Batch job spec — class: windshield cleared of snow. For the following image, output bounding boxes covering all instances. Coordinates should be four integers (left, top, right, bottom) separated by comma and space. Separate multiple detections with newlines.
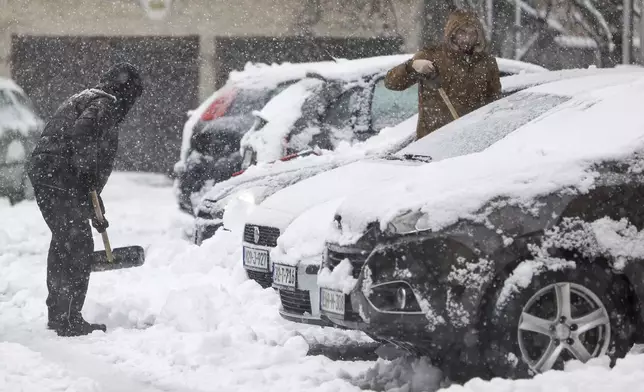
397, 92, 570, 161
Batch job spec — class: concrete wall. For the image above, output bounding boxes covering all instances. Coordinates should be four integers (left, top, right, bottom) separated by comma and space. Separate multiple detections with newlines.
0, 0, 420, 100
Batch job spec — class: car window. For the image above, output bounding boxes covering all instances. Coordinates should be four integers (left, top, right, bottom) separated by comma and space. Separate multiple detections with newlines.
371, 78, 418, 132
323, 88, 358, 130
226, 81, 296, 116
396, 92, 570, 161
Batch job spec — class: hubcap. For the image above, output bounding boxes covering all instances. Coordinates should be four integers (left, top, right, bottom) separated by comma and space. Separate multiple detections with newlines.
517, 282, 611, 373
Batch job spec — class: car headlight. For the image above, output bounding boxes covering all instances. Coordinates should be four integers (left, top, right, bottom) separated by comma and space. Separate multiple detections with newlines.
386, 210, 425, 235
368, 281, 422, 313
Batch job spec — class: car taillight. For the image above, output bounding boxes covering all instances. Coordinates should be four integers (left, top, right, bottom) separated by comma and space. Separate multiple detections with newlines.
201, 89, 237, 121
232, 170, 245, 177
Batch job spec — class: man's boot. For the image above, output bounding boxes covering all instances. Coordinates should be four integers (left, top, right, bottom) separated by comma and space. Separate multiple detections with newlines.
48, 293, 106, 337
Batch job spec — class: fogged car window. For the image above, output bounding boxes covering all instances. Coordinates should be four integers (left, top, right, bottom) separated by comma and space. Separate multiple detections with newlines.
397, 92, 570, 161
323, 88, 359, 130
371, 78, 418, 132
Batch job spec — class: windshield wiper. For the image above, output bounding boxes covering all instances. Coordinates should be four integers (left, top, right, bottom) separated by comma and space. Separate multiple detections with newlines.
383, 154, 433, 163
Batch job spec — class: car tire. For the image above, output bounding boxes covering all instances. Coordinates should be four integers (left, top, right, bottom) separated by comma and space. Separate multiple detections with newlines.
479, 260, 636, 380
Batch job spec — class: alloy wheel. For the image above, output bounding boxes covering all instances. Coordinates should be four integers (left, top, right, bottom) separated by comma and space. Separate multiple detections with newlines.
517, 282, 611, 373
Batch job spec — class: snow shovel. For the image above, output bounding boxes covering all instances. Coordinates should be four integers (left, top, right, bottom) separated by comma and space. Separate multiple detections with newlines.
89, 190, 145, 272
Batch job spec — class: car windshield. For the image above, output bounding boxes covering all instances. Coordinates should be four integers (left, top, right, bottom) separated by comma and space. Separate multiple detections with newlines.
371, 78, 418, 132
395, 92, 570, 161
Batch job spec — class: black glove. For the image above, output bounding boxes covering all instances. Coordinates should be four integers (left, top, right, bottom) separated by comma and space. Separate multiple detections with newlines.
92, 215, 109, 233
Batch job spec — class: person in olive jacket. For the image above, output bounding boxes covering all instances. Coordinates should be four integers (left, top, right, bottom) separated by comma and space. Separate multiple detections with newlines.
27, 63, 143, 336
385, 9, 502, 140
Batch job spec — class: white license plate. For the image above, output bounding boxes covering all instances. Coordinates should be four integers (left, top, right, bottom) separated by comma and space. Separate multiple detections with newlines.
243, 247, 269, 271
272, 264, 297, 289
320, 288, 345, 316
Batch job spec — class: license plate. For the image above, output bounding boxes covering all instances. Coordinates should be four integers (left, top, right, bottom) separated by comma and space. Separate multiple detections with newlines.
243, 247, 269, 271
320, 288, 345, 316
272, 264, 297, 289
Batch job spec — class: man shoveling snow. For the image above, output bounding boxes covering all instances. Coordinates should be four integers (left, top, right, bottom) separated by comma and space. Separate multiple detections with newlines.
26, 63, 143, 337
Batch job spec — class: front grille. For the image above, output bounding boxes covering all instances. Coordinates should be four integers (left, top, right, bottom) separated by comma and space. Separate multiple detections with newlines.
280, 289, 312, 315
243, 224, 280, 247
327, 248, 370, 279
247, 270, 273, 289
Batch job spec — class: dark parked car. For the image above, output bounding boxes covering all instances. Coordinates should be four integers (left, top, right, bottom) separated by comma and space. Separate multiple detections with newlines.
320, 69, 644, 381
174, 80, 301, 215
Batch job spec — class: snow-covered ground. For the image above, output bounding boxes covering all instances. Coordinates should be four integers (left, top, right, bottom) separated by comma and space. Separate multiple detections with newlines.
2, 172, 644, 392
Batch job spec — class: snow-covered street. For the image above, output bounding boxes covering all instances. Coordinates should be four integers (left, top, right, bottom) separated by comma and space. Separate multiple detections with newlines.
3, 172, 644, 392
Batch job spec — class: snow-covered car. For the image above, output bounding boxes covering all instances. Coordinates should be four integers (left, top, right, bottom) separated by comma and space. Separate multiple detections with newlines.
238, 54, 422, 171
172, 61, 330, 214
0, 78, 43, 204
243, 66, 635, 327
319, 69, 644, 380
194, 58, 549, 244
239, 56, 547, 170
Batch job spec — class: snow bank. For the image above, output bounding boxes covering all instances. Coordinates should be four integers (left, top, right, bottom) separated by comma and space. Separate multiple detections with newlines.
334, 73, 644, 245
347, 356, 445, 392
0, 173, 373, 391
0, 342, 100, 392
272, 198, 344, 267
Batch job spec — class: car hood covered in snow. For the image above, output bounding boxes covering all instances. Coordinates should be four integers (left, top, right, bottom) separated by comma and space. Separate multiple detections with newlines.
197, 114, 418, 212
331, 70, 644, 245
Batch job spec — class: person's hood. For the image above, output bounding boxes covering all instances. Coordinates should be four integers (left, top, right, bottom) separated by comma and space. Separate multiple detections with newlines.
443, 9, 487, 54
96, 62, 144, 114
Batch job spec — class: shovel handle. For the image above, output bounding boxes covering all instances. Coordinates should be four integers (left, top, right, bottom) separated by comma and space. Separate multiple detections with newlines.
90, 190, 114, 263
438, 88, 460, 120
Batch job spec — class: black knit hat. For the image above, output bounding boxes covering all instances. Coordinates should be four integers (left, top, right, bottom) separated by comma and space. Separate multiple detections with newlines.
99, 62, 144, 106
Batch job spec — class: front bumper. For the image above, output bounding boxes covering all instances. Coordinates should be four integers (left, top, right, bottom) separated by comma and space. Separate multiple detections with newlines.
274, 258, 336, 327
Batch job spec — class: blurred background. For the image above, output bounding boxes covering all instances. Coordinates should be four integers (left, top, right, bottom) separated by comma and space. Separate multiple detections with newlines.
0, 0, 641, 175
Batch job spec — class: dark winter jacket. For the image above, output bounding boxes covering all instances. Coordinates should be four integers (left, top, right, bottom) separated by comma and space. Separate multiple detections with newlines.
384, 9, 501, 140
28, 63, 143, 206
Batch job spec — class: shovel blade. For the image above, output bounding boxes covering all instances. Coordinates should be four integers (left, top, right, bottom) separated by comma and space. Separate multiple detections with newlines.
91, 246, 145, 272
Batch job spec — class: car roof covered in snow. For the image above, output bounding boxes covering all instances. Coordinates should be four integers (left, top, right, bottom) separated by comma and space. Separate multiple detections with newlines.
332, 69, 644, 244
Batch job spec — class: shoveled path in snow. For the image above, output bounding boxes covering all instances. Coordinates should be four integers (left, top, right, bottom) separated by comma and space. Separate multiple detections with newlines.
3, 172, 644, 392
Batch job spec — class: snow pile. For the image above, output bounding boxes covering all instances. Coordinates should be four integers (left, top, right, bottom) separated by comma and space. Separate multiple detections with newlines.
318, 259, 358, 294
272, 199, 344, 267
0, 173, 375, 391
334, 72, 644, 245
347, 356, 446, 392
0, 342, 100, 392
240, 78, 323, 164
